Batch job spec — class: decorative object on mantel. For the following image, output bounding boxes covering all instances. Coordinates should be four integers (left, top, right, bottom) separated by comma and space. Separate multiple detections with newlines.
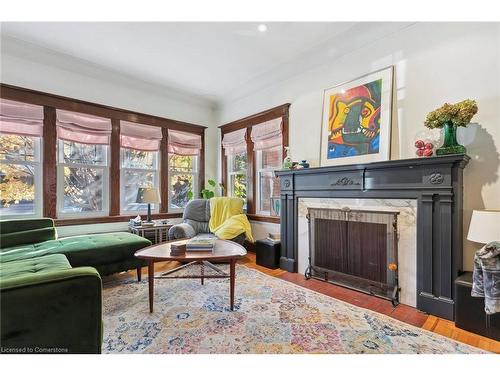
424, 99, 478, 155
282, 146, 293, 169
320, 66, 393, 167
414, 139, 434, 157
467, 209, 500, 314
299, 159, 310, 168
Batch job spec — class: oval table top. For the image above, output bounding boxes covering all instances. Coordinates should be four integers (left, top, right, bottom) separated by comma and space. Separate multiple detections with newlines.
134, 239, 247, 262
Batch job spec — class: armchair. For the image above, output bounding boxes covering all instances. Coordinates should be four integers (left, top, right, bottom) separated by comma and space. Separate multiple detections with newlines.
168, 199, 246, 245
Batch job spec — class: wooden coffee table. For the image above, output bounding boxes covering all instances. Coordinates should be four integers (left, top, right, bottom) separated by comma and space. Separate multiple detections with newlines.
134, 239, 247, 313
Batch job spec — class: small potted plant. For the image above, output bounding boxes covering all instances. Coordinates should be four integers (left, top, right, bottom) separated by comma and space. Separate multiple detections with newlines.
424, 99, 478, 155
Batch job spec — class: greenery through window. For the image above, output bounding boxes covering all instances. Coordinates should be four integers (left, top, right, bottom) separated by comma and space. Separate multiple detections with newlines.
169, 154, 198, 209
0, 135, 41, 216
228, 152, 247, 201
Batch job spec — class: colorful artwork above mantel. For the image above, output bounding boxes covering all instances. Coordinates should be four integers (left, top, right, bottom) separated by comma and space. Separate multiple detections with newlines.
320, 66, 394, 166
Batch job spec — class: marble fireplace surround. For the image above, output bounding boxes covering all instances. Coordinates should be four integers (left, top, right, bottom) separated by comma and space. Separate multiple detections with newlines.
275, 155, 469, 320
298, 198, 417, 307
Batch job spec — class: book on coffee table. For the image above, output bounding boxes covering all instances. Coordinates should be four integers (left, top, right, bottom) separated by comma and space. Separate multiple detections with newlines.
186, 237, 215, 251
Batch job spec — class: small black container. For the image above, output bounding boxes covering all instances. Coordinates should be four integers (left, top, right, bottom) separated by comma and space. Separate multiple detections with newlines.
455, 272, 500, 341
256, 239, 281, 269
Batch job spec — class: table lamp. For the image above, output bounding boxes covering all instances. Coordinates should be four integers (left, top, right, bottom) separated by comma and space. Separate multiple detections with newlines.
136, 187, 161, 222
467, 209, 500, 244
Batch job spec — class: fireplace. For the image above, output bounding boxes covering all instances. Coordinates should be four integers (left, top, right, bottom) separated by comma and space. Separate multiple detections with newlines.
275, 154, 469, 320
306, 207, 400, 305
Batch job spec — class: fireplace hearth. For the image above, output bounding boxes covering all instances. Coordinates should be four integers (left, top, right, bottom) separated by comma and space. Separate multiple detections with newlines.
306, 207, 400, 306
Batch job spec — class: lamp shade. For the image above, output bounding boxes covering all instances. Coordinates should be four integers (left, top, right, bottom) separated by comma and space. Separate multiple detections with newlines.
136, 187, 161, 204
467, 210, 500, 244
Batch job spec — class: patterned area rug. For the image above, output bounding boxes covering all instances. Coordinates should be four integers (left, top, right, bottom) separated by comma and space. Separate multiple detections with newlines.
102, 264, 484, 354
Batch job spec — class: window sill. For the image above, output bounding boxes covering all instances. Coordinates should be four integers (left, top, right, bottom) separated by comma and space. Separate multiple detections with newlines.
246, 214, 280, 224
54, 212, 182, 226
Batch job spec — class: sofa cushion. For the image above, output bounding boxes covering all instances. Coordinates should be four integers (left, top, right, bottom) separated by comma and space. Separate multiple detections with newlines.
0, 254, 71, 281
0, 218, 57, 248
0, 232, 151, 267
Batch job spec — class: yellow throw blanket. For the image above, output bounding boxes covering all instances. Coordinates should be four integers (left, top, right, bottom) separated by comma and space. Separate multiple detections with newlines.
209, 197, 254, 243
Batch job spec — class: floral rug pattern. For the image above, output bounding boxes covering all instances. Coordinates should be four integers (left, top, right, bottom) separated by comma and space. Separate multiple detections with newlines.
102, 264, 484, 354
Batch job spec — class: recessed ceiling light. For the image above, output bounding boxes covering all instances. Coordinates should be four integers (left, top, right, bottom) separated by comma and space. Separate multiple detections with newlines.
257, 24, 268, 32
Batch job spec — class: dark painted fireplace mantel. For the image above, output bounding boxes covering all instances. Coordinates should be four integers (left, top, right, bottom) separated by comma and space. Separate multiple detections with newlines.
275, 154, 470, 320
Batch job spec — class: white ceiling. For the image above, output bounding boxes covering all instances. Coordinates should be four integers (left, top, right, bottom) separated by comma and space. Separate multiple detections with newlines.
0, 22, 412, 105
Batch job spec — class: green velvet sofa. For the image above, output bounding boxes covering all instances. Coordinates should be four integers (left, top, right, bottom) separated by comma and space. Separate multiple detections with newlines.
0, 218, 152, 354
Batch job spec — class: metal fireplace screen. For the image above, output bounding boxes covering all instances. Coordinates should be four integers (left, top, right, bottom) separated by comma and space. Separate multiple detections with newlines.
305, 207, 400, 305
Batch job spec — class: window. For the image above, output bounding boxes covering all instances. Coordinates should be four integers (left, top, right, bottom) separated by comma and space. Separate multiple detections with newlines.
0, 135, 42, 217
0, 99, 44, 217
255, 146, 281, 214
220, 104, 289, 221
1, 86, 206, 223
56, 110, 111, 217
121, 149, 159, 213
168, 130, 202, 210
57, 140, 109, 215
227, 152, 247, 200
119, 120, 162, 213
169, 154, 198, 209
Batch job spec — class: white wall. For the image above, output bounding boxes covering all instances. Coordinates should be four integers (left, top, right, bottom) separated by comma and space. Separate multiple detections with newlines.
1, 35, 219, 235
217, 23, 500, 271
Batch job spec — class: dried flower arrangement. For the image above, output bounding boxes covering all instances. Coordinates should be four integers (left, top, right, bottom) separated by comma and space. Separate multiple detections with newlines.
424, 99, 478, 129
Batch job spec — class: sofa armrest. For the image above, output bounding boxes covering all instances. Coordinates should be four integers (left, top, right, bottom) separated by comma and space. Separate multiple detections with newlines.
1, 267, 102, 354
168, 223, 197, 240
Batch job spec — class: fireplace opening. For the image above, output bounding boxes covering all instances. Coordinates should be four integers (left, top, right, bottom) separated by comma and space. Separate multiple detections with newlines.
305, 207, 400, 305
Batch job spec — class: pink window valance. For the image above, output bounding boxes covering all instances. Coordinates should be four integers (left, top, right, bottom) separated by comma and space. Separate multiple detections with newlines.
168, 129, 202, 156
222, 128, 247, 156
251, 117, 283, 151
56, 109, 112, 145
120, 121, 163, 151
0, 98, 44, 137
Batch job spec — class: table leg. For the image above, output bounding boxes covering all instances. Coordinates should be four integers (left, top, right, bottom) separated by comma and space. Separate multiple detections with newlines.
230, 259, 235, 311
148, 260, 154, 313
201, 261, 204, 285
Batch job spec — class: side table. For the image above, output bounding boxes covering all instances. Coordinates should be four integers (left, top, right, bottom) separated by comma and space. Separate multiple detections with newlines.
129, 223, 172, 244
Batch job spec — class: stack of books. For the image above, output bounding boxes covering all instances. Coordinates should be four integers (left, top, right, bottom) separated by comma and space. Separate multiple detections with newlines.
170, 243, 186, 256
266, 232, 280, 243
186, 237, 216, 252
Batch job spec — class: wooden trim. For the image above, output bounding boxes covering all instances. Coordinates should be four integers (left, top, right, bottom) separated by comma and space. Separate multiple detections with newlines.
247, 214, 280, 224
54, 212, 182, 226
0, 84, 206, 134
245, 127, 255, 214
42, 106, 57, 218
219, 103, 290, 134
198, 128, 206, 195
221, 131, 228, 196
160, 127, 169, 213
109, 119, 121, 216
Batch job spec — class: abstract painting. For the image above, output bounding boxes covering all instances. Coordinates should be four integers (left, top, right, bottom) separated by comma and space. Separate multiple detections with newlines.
320, 67, 393, 166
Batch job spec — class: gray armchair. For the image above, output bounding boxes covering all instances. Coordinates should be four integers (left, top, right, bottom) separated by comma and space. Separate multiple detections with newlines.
168, 199, 246, 245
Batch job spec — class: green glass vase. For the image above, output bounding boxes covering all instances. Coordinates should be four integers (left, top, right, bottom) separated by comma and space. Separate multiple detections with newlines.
436, 122, 466, 155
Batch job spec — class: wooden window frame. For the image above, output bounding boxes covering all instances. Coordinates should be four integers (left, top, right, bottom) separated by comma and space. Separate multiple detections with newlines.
0, 84, 206, 226
219, 103, 290, 224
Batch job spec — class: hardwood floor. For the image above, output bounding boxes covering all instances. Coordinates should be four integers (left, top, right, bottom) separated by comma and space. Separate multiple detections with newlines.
109, 252, 499, 353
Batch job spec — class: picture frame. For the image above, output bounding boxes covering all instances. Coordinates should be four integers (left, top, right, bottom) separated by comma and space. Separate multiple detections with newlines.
319, 66, 394, 166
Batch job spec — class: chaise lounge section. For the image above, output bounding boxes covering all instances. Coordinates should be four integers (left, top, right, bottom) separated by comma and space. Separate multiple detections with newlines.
0, 218, 152, 353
